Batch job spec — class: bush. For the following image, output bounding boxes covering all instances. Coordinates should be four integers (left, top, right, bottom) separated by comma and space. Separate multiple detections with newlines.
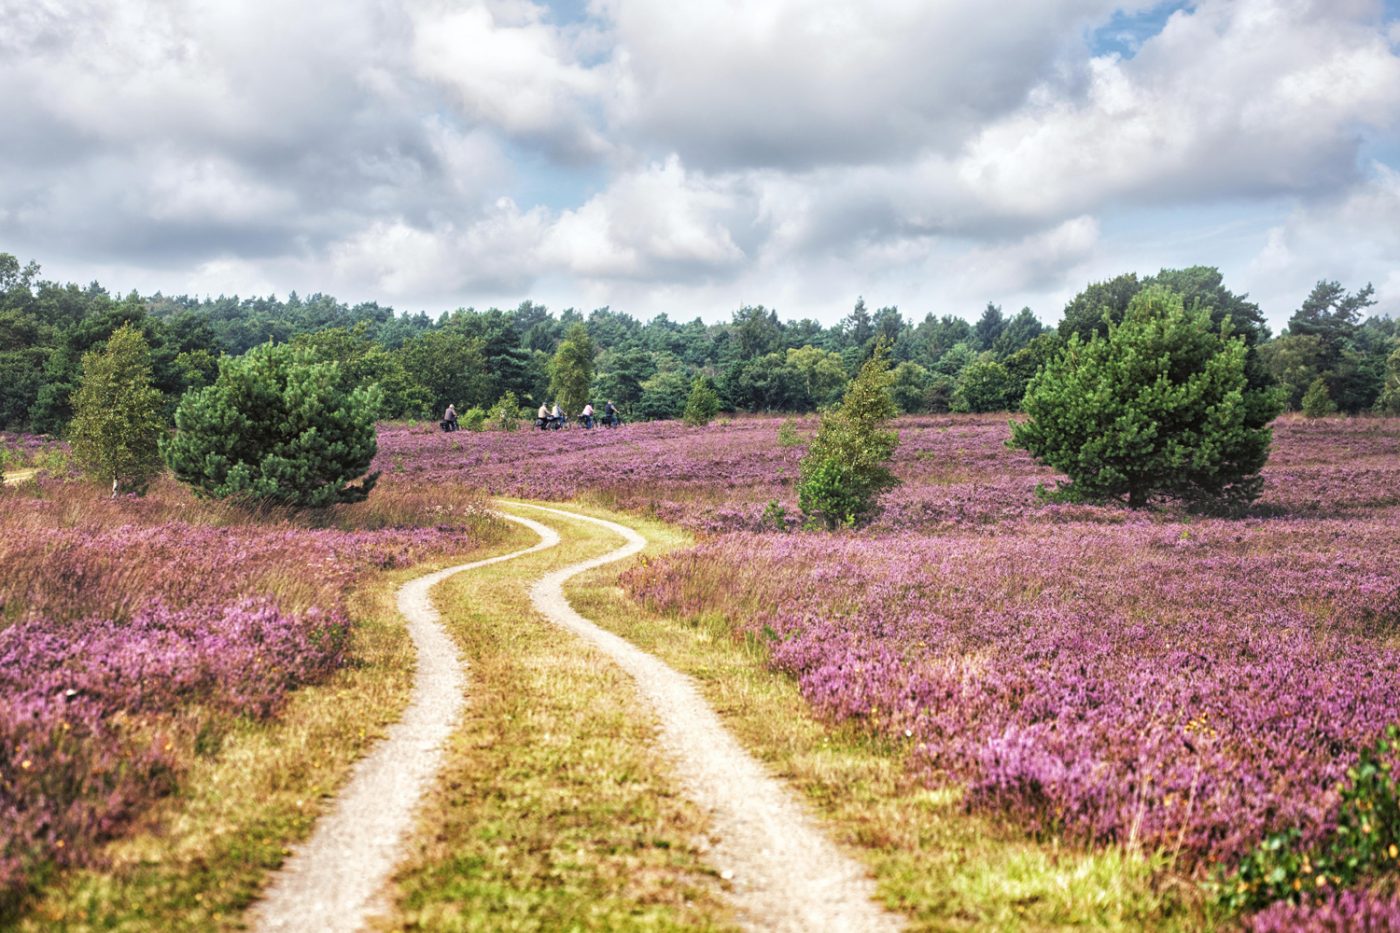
1216, 724, 1400, 915
797, 342, 900, 529
951, 356, 1019, 413
1301, 377, 1338, 418
69, 324, 166, 496
459, 407, 488, 431
163, 343, 381, 507
776, 419, 802, 447
486, 391, 520, 431
683, 375, 721, 426
1011, 286, 1283, 511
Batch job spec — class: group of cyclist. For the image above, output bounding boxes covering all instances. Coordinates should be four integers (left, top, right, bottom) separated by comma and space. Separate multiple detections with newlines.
439, 400, 621, 432
534, 400, 620, 430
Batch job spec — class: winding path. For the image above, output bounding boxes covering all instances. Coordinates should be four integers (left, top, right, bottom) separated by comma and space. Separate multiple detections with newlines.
1, 467, 38, 485
516, 503, 899, 933
250, 514, 559, 933
252, 502, 897, 932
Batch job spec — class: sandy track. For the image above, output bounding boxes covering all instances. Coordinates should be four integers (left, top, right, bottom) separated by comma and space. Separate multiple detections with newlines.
249, 513, 559, 933
515, 502, 900, 933
1, 468, 38, 485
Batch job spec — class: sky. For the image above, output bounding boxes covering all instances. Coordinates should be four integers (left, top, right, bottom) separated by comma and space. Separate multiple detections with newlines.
2, 0, 1399, 332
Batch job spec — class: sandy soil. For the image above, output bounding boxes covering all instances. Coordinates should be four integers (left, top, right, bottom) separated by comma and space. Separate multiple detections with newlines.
248, 515, 560, 933
516, 502, 900, 933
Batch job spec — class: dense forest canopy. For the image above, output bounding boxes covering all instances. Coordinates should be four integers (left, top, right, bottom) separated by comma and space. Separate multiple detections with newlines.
1, 251, 1396, 435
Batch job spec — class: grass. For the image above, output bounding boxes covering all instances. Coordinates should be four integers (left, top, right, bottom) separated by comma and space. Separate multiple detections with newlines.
555, 502, 1209, 931
14, 526, 537, 931
383, 505, 733, 931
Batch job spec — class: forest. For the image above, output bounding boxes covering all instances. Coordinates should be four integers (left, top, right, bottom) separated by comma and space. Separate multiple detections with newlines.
1, 251, 1397, 436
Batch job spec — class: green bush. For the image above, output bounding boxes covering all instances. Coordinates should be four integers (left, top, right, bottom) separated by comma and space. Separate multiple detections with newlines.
777, 419, 802, 447
487, 391, 520, 431
1301, 377, 1338, 418
1011, 286, 1283, 512
683, 375, 721, 426
69, 324, 166, 496
460, 407, 488, 431
163, 342, 380, 507
951, 356, 1019, 412
1216, 724, 1400, 914
797, 342, 900, 529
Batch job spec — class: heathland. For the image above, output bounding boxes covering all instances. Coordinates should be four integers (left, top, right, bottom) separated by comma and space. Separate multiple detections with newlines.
3, 412, 1399, 928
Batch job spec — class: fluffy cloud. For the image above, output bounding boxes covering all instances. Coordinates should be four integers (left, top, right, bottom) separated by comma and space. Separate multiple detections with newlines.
542, 157, 748, 280
2, 0, 1398, 324
1246, 161, 1400, 320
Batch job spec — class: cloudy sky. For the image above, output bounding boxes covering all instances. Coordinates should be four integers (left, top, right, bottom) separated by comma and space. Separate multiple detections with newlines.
3, 0, 1398, 331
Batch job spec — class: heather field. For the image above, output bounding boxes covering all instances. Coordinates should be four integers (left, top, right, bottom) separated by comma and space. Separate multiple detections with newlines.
0, 471, 503, 916
379, 413, 1400, 923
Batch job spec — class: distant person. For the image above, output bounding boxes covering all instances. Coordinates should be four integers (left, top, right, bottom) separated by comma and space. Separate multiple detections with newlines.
551, 401, 562, 427
581, 402, 594, 428
537, 402, 550, 430
603, 400, 619, 427
441, 403, 458, 432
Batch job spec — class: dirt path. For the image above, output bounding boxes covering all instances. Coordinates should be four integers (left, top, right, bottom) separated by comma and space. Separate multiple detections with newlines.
514, 502, 900, 933
249, 514, 560, 933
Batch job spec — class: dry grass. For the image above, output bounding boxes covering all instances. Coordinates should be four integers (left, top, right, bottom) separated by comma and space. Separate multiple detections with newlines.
383, 505, 734, 931
559, 503, 1206, 931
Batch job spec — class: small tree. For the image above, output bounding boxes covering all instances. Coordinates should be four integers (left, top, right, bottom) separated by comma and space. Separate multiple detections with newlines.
1377, 346, 1400, 415
487, 391, 520, 430
1012, 286, 1283, 511
682, 374, 722, 426
1300, 377, 1337, 418
69, 323, 166, 496
549, 323, 596, 417
797, 341, 900, 529
951, 356, 1019, 412
163, 342, 381, 507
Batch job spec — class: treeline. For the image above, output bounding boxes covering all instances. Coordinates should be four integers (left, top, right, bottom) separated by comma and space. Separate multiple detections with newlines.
2, 252, 1396, 434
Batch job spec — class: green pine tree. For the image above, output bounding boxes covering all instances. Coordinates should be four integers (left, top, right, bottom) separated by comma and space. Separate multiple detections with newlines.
162, 342, 381, 507
1012, 286, 1284, 511
1300, 376, 1337, 418
797, 340, 900, 529
682, 374, 721, 426
69, 323, 167, 496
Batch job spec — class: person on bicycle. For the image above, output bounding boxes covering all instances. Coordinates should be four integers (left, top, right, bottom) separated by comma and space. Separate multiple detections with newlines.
581, 402, 594, 428
442, 403, 458, 432
537, 402, 550, 429
604, 400, 619, 426
551, 401, 563, 428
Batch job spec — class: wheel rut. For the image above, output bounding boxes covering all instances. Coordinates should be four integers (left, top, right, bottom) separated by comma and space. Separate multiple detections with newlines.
514, 502, 899, 933
249, 515, 559, 933
251, 502, 897, 932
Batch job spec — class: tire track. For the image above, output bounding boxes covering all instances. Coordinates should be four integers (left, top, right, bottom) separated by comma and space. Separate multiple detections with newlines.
250, 513, 559, 933
512, 502, 900, 933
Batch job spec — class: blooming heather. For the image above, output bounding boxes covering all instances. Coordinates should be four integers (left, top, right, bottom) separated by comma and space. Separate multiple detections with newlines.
0, 473, 499, 908
381, 413, 1400, 889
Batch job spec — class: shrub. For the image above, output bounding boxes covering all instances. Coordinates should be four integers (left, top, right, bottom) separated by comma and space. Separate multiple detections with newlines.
1301, 377, 1338, 418
682, 375, 721, 427
951, 356, 1019, 412
1011, 286, 1283, 511
163, 342, 381, 507
486, 391, 520, 431
1216, 724, 1400, 916
69, 324, 166, 496
797, 342, 899, 529
460, 407, 488, 431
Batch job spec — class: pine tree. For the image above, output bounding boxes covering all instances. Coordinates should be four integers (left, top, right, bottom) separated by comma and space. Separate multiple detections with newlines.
69, 323, 166, 496
162, 342, 381, 507
682, 374, 721, 426
1012, 286, 1283, 511
797, 341, 900, 529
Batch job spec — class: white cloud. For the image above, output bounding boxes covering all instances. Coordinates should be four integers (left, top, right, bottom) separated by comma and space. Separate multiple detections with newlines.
542, 156, 748, 280
408, 0, 608, 159
1245, 162, 1400, 320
